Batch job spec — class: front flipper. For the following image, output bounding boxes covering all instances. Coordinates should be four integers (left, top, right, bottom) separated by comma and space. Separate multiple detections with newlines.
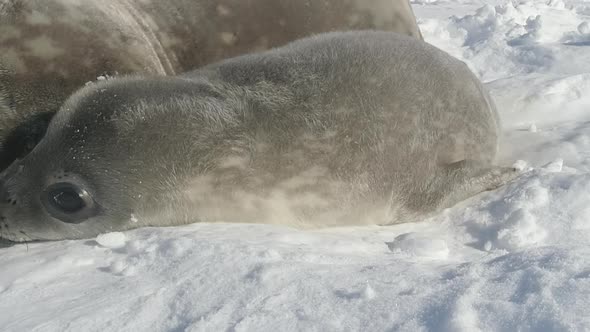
436, 160, 521, 209
406, 160, 521, 213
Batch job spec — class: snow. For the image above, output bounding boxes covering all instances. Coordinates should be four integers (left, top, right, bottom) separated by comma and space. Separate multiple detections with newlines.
1, 0, 590, 330
95, 232, 128, 249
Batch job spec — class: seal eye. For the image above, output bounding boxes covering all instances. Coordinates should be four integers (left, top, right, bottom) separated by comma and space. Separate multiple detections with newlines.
51, 187, 85, 212
41, 182, 96, 224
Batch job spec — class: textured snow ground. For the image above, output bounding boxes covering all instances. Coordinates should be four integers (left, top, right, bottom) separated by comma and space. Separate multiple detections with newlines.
1, 0, 590, 331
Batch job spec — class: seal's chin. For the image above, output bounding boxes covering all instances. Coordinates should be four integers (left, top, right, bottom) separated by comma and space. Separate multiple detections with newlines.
0, 233, 55, 245
0, 239, 56, 247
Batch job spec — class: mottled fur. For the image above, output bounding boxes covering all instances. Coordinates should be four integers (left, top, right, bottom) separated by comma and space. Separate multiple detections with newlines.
0, 0, 422, 171
0, 32, 517, 242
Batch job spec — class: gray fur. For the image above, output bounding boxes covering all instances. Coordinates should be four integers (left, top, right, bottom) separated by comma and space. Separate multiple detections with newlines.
0, 0, 422, 171
0, 31, 517, 242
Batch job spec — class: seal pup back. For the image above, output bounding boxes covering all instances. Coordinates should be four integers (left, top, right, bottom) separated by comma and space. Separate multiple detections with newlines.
0, 0, 423, 171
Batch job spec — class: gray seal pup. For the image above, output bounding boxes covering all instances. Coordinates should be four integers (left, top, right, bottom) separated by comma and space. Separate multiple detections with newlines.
0, 31, 517, 242
0, 0, 423, 171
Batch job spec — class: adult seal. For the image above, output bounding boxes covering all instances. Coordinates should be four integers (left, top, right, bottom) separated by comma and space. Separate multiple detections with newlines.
0, 0, 423, 171
0, 31, 517, 242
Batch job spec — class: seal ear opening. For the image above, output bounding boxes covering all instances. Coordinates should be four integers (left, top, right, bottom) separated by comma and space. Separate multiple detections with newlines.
41, 182, 99, 224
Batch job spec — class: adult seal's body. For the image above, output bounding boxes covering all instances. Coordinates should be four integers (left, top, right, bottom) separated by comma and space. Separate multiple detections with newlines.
0, 0, 423, 171
0, 31, 517, 242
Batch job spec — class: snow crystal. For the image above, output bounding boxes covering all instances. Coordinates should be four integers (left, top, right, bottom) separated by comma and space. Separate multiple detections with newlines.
528, 123, 537, 132
95, 232, 127, 249
361, 283, 377, 300
512, 159, 529, 171
496, 208, 547, 250
578, 21, 590, 34
543, 158, 564, 172
387, 232, 450, 259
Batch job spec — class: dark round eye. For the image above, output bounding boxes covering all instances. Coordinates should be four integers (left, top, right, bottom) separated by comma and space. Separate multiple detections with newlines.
41, 182, 97, 224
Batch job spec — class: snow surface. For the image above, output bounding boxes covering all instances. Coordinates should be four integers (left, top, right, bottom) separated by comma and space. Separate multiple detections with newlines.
2, 0, 590, 331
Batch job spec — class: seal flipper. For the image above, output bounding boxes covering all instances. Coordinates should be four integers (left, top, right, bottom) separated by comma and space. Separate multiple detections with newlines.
434, 160, 521, 209
404, 160, 520, 216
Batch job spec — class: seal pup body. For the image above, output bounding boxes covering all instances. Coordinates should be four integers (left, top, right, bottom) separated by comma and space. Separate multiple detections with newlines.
0, 31, 516, 242
0, 0, 423, 171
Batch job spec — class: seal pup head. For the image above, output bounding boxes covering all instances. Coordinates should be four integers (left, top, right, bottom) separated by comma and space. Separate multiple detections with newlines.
0, 77, 233, 242
0, 70, 393, 243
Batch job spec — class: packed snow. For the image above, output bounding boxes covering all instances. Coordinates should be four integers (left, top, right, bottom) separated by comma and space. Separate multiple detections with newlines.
1, 0, 590, 330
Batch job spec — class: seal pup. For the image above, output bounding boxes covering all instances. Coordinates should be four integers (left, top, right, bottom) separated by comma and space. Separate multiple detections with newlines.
0, 0, 423, 171
0, 31, 517, 242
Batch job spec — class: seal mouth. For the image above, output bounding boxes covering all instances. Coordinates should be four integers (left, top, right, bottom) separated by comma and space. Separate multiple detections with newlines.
0, 230, 54, 246
0, 237, 54, 248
